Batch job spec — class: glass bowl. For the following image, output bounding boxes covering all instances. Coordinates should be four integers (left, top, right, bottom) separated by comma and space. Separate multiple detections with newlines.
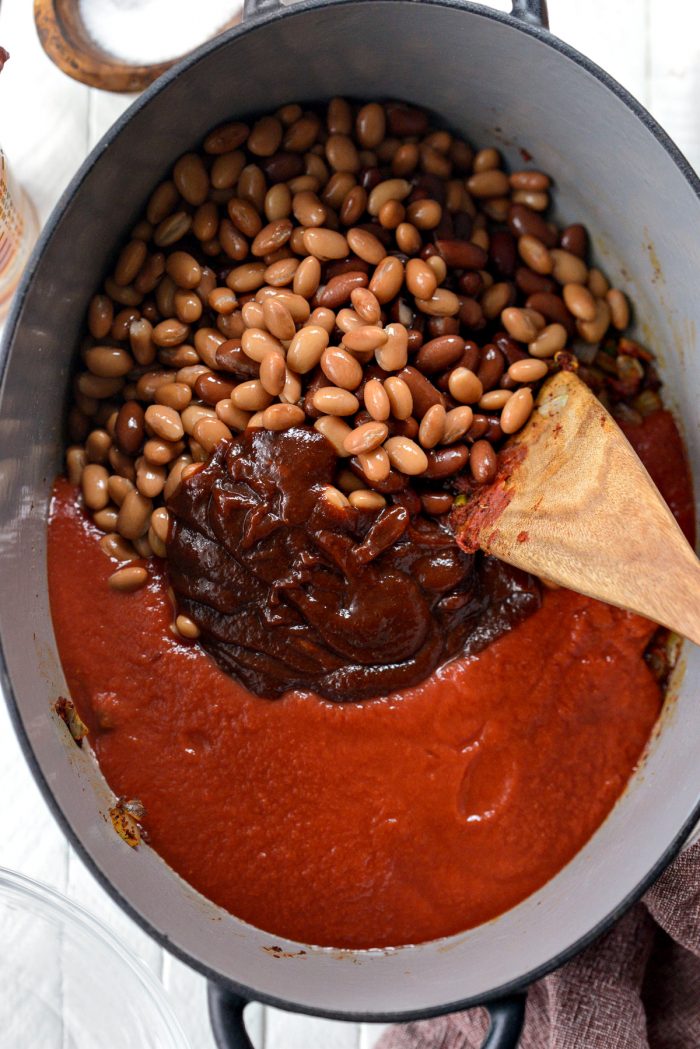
0, 867, 190, 1049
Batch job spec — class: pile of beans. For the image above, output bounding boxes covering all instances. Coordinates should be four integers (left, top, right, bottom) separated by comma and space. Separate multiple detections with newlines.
65, 97, 661, 599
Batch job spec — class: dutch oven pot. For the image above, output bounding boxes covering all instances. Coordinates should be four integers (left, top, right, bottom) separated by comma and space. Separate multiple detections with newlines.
1, 1, 700, 1047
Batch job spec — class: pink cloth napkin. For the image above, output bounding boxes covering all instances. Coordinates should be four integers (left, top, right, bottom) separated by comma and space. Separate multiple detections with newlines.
378, 840, 700, 1049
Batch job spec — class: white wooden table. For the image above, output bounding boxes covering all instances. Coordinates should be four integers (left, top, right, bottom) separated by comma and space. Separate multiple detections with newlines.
1, 1, 699, 1045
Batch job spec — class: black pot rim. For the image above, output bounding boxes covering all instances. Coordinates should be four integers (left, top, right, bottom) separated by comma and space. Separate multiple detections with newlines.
1, 0, 699, 1025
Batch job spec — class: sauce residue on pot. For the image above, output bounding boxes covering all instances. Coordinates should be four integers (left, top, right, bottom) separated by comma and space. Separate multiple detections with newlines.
166, 428, 540, 701
47, 408, 692, 947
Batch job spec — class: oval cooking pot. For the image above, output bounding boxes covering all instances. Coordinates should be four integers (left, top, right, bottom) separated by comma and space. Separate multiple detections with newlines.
1, 1, 699, 1047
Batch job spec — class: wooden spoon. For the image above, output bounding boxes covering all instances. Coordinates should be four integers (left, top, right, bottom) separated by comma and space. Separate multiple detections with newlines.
454, 369, 700, 645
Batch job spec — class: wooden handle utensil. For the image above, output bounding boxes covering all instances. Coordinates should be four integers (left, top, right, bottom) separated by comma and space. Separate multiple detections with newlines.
455, 370, 700, 645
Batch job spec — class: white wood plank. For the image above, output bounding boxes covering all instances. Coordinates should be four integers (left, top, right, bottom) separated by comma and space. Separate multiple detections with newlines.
265, 1008, 361, 1049
649, 0, 700, 173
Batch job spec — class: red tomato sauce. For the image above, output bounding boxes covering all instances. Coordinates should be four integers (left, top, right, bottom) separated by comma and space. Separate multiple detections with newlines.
47, 410, 693, 948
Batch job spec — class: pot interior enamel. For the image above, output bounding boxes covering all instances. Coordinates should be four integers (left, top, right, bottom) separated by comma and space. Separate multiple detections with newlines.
1, 0, 699, 1019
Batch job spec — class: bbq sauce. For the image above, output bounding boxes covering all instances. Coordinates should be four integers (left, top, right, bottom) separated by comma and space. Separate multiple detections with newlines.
166, 427, 540, 701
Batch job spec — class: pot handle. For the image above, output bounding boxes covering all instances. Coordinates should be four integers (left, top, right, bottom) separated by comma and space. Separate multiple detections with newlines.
243, 0, 549, 30
208, 983, 526, 1048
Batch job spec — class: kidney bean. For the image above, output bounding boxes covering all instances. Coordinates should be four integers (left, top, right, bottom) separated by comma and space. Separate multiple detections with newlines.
514, 266, 557, 296
493, 333, 528, 366
386, 103, 429, 137
508, 203, 557, 247
434, 239, 487, 269
215, 340, 260, 379
115, 402, 145, 455
415, 335, 465, 374
318, 271, 368, 309
560, 223, 589, 259
470, 440, 498, 483
466, 414, 490, 441
525, 292, 576, 338
398, 366, 445, 418
476, 345, 505, 392
260, 152, 304, 183
195, 373, 237, 405
427, 316, 460, 338
486, 230, 516, 278
423, 444, 469, 479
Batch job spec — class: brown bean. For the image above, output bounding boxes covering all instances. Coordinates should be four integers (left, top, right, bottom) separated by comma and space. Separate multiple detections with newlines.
193, 417, 233, 453
321, 346, 363, 390
528, 322, 567, 358
518, 235, 552, 275
510, 170, 550, 191
314, 415, 353, 455
501, 307, 545, 343
287, 325, 329, 373
577, 298, 611, 343
144, 438, 183, 465
418, 404, 446, 449
344, 421, 389, 455
66, 446, 87, 486
293, 190, 327, 227
368, 256, 404, 304
204, 121, 249, 154
512, 189, 549, 211
293, 256, 322, 298
251, 218, 293, 257
88, 295, 114, 340
85, 429, 111, 463
265, 257, 299, 288
467, 170, 510, 198
384, 436, 428, 475
107, 475, 134, 506
363, 378, 391, 421
442, 406, 474, 445
117, 490, 152, 540
93, 507, 119, 532
357, 446, 392, 483
405, 258, 438, 299
348, 488, 386, 511
231, 379, 274, 412
588, 268, 610, 298
406, 199, 442, 230
108, 565, 148, 592
415, 288, 460, 317
226, 263, 267, 293
449, 366, 483, 404
384, 376, 414, 420
469, 440, 497, 483
563, 282, 597, 322
415, 335, 465, 374
346, 228, 387, 265
479, 389, 512, 411
607, 288, 630, 330
356, 103, 386, 148
173, 153, 209, 206
84, 346, 133, 378
258, 404, 303, 431
321, 485, 351, 510
135, 458, 166, 498
312, 387, 359, 416
421, 492, 454, 515
81, 464, 109, 510
368, 178, 412, 216
144, 404, 184, 441
326, 133, 359, 173
350, 287, 381, 324
550, 248, 588, 285
216, 400, 252, 431
480, 281, 514, 320
508, 358, 548, 383
247, 115, 282, 157
152, 319, 189, 347
372, 323, 406, 373
114, 239, 147, 288
303, 227, 349, 261
343, 325, 388, 353
395, 222, 422, 256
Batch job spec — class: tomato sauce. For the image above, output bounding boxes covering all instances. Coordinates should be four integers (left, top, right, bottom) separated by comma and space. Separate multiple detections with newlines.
46, 410, 693, 948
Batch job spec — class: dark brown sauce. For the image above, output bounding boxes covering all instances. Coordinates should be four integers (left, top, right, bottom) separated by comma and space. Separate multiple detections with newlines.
166, 427, 540, 701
